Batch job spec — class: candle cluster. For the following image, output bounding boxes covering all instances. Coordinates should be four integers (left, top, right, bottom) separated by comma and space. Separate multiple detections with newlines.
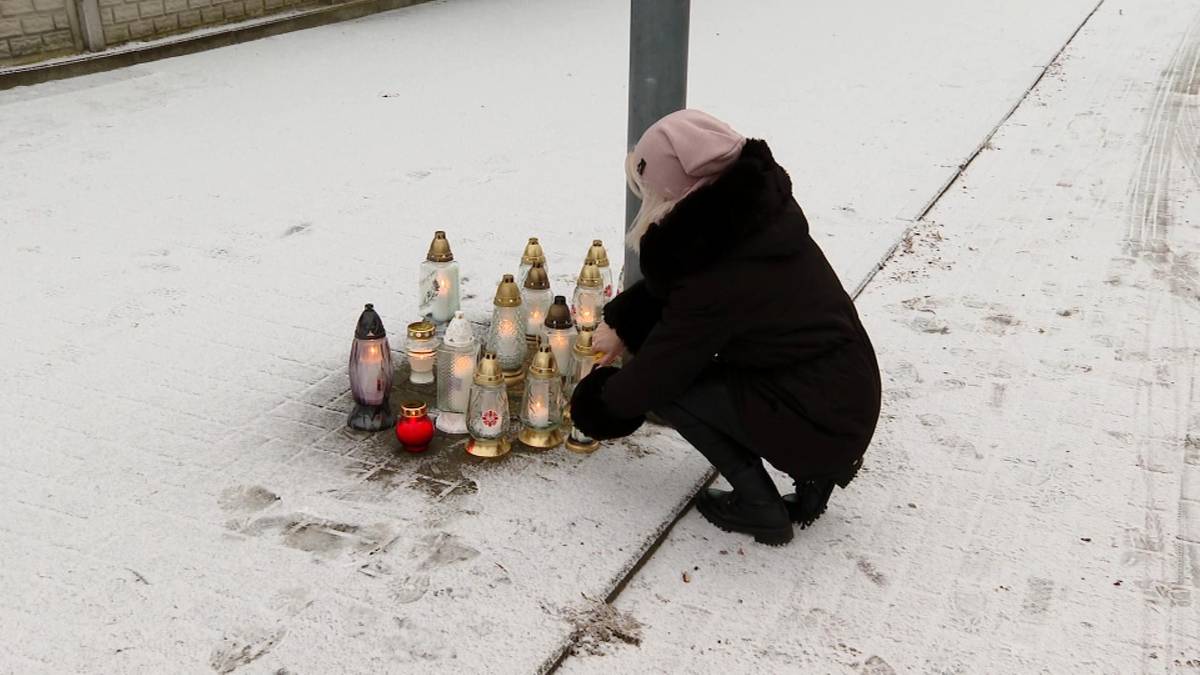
345, 232, 612, 456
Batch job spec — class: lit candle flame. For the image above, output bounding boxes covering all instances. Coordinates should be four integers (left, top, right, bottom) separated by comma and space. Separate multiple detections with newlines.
447, 353, 475, 410
453, 354, 475, 377
527, 396, 549, 427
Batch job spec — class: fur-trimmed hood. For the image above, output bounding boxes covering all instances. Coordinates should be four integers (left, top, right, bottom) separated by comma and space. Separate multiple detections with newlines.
638, 139, 806, 289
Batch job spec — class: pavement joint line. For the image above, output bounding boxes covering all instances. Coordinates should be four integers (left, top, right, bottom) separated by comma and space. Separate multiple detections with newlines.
545, 1, 1112, 672
849, 0, 1107, 301
539, 467, 718, 675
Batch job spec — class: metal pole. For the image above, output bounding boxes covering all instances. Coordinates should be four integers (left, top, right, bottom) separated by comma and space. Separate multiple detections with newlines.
624, 0, 689, 287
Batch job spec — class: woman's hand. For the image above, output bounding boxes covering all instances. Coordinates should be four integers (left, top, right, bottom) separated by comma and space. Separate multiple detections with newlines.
593, 321, 626, 366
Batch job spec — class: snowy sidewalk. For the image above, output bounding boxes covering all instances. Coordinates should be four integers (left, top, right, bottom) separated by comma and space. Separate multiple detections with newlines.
0, 0, 1110, 672
563, 0, 1200, 672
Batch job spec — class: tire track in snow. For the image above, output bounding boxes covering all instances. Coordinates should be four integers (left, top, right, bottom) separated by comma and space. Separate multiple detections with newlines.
1123, 7, 1200, 669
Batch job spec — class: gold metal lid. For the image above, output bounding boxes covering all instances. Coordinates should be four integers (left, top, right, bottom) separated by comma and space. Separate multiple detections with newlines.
493, 274, 522, 307
426, 231, 454, 263
400, 401, 428, 418
585, 240, 609, 268
572, 328, 595, 355
544, 296, 573, 329
523, 262, 550, 290
474, 352, 505, 386
528, 344, 558, 377
520, 237, 546, 265
407, 320, 435, 340
577, 263, 603, 289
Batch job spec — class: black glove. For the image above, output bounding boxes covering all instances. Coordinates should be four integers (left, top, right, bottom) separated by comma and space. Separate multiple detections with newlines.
569, 367, 645, 440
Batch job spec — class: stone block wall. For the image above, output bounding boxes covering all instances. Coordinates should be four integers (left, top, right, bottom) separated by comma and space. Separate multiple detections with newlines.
1, 0, 315, 66
0, 0, 76, 62
96, 0, 312, 47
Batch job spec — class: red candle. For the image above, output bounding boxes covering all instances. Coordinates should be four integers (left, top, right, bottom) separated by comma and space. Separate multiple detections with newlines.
395, 401, 435, 453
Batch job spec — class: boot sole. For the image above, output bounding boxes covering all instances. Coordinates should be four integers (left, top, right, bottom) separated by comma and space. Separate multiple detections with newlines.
784, 458, 863, 528
783, 497, 825, 529
696, 497, 794, 546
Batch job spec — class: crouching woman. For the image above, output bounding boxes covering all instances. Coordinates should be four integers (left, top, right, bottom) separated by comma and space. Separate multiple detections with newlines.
571, 110, 881, 546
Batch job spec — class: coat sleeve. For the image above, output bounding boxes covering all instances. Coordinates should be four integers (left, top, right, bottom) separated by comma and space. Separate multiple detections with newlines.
601, 280, 662, 354
599, 284, 733, 419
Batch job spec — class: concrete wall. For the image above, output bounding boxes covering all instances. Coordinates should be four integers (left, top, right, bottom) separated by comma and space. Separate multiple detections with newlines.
1, 0, 315, 65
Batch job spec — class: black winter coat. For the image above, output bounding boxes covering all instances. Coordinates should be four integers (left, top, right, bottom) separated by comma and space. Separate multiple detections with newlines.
570, 139, 881, 481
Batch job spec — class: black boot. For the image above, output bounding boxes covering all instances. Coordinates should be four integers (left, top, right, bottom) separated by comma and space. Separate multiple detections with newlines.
782, 457, 862, 528
696, 463, 793, 546
652, 379, 791, 544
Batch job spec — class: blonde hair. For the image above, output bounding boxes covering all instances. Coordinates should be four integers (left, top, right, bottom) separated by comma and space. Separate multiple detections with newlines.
625, 152, 680, 253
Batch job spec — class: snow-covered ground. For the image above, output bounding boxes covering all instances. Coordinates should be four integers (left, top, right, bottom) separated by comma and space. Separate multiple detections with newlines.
0, 0, 1145, 671
564, 0, 1200, 672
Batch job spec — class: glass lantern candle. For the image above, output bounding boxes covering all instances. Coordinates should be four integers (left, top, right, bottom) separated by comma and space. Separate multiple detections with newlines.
486, 274, 527, 385
571, 262, 605, 331
517, 237, 547, 288
563, 328, 600, 453
435, 310, 478, 435
567, 328, 598, 396
419, 231, 461, 324
585, 240, 615, 300
521, 261, 553, 350
466, 352, 511, 458
542, 295, 576, 380
518, 345, 564, 449
395, 401, 435, 453
563, 407, 600, 454
406, 320, 437, 385
347, 303, 396, 431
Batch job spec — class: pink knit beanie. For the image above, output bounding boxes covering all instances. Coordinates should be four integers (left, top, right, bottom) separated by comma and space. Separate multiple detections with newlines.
631, 109, 747, 201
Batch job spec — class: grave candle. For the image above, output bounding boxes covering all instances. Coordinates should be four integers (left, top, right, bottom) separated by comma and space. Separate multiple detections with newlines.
419, 231, 460, 323
347, 303, 396, 431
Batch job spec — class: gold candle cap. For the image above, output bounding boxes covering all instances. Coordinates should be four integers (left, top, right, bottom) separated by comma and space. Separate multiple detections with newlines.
573, 328, 595, 355
426, 231, 454, 263
493, 274, 522, 307
520, 237, 546, 265
474, 352, 506, 386
577, 263, 603, 289
528, 344, 558, 377
523, 262, 550, 290
400, 401, 428, 418
544, 296, 573, 329
407, 320, 435, 340
585, 240, 609, 268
